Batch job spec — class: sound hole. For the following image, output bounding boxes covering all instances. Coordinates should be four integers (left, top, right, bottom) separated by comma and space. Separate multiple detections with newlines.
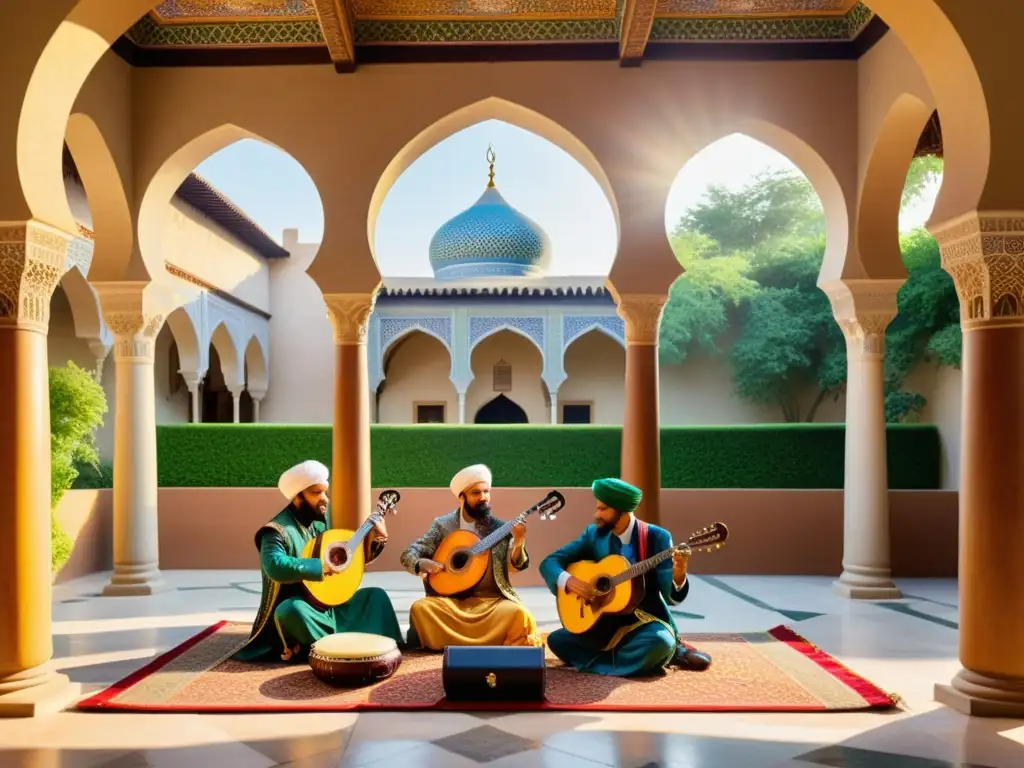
593, 576, 612, 595
329, 545, 349, 568
449, 550, 470, 572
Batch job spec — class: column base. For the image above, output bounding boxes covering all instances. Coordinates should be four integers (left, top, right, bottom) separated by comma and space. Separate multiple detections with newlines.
935, 669, 1024, 718
0, 671, 81, 718
833, 575, 903, 600
102, 568, 171, 597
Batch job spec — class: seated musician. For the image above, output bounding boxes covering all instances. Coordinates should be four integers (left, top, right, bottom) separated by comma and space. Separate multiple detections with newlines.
233, 460, 403, 662
400, 464, 542, 650
540, 478, 712, 676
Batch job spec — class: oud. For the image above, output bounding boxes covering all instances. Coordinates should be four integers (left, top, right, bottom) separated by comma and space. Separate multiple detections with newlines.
556, 522, 729, 635
428, 490, 565, 597
301, 489, 400, 609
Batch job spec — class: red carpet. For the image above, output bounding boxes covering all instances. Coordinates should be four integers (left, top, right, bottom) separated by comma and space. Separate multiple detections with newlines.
77, 621, 899, 713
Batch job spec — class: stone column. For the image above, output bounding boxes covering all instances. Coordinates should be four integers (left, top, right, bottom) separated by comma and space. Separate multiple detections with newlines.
550, 392, 559, 424
324, 293, 376, 530
181, 372, 202, 423
249, 388, 266, 423
0, 221, 80, 716
616, 294, 668, 525
457, 391, 467, 424
931, 212, 1024, 717
228, 385, 243, 424
94, 284, 169, 597
823, 279, 903, 600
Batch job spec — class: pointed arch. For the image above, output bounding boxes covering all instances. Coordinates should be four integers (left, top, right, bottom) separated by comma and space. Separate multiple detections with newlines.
470, 322, 545, 358
245, 335, 269, 394
563, 320, 626, 352
63, 112, 136, 282
382, 322, 453, 361
58, 266, 104, 340
166, 306, 202, 376
17, 0, 158, 235
367, 97, 621, 262
863, 1, 988, 226
856, 94, 937, 279
136, 124, 323, 289
210, 321, 243, 389
666, 123, 851, 282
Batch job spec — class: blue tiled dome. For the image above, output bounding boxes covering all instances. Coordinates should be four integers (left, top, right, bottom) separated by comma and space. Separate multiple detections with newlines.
428, 150, 550, 280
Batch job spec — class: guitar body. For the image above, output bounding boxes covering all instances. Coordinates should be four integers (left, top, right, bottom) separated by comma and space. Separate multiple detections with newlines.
301, 528, 366, 609
427, 528, 490, 597
556, 555, 641, 634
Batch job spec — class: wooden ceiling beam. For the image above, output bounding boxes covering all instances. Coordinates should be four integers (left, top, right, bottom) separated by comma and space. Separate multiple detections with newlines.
313, 0, 357, 72
619, 0, 658, 66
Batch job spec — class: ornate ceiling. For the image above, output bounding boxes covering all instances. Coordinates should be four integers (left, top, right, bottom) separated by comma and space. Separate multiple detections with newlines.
122, 1, 882, 69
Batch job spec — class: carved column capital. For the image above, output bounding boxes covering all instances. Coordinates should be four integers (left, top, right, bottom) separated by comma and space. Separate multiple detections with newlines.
0, 221, 73, 333
324, 292, 377, 345
615, 293, 668, 345
821, 279, 902, 360
93, 282, 165, 362
930, 211, 1024, 331
248, 388, 267, 402
180, 371, 204, 393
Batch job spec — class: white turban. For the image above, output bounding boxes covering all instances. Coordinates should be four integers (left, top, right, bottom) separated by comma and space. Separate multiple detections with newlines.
279, 460, 329, 501
450, 464, 492, 497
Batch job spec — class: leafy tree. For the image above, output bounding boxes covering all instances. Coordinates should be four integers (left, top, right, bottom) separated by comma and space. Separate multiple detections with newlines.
883, 227, 961, 421
677, 168, 824, 253
50, 361, 108, 573
729, 237, 846, 421
659, 231, 758, 364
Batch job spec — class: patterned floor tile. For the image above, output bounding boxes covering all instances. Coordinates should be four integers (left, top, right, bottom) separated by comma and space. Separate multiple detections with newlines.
796, 745, 998, 768
432, 724, 539, 762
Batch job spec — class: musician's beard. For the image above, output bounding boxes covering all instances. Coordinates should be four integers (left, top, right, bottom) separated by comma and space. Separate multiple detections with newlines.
463, 500, 491, 520
594, 510, 624, 535
293, 497, 327, 526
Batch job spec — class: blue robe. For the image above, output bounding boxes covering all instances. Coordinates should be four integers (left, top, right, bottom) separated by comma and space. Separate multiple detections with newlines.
540, 519, 689, 676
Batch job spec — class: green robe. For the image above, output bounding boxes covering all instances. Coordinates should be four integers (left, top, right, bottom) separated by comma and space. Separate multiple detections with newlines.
233, 506, 403, 663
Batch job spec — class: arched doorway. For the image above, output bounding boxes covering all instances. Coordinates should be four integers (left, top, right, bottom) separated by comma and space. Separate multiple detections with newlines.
475, 394, 528, 424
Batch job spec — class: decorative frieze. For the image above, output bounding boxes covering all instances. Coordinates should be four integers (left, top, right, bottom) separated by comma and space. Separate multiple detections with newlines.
469, 315, 545, 351
562, 314, 625, 348
380, 316, 453, 353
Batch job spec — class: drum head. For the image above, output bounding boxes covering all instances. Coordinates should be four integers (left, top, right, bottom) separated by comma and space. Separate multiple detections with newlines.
312, 632, 398, 660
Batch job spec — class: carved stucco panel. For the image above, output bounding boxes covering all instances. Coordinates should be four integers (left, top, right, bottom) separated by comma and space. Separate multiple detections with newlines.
931, 212, 1024, 330
0, 222, 72, 333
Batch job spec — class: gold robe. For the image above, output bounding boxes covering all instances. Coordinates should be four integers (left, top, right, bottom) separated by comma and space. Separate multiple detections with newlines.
399, 510, 541, 650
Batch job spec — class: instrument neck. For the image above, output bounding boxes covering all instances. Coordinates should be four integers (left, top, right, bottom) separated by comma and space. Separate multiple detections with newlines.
347, 513, 378, 550
470, 512, 527, 555
610, 547, 676, 587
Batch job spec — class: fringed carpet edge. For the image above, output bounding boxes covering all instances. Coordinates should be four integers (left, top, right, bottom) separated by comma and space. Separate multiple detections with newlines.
76, 621, 901, 714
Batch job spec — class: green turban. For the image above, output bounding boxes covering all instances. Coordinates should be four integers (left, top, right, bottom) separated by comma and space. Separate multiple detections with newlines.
592, 478, 643, 514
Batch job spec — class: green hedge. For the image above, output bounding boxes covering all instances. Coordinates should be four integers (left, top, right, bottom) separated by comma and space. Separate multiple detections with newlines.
74, 424, 941, 490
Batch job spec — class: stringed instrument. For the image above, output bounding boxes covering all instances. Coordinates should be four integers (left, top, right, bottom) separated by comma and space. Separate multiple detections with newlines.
428, 490, 565, 597
301, 489, 400, 609
556, 522, 729, 634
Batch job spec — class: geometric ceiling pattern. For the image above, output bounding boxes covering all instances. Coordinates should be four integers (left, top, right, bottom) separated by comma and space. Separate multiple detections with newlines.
124, 1, 880, 70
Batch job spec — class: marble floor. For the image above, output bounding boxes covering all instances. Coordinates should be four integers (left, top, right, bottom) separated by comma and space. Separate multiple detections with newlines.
0, 571, 1022, 767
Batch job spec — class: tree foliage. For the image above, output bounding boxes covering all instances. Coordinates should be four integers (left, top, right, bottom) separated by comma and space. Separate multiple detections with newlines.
50, 361, 108, 572
659, 153, 956, 423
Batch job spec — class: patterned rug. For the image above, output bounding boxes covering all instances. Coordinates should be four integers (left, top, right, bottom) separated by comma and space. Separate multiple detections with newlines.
77, 622, 899, 713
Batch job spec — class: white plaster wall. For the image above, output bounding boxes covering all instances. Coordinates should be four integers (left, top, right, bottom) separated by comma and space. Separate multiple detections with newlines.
163, 198, 271, 314
261, 230, 333, 423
